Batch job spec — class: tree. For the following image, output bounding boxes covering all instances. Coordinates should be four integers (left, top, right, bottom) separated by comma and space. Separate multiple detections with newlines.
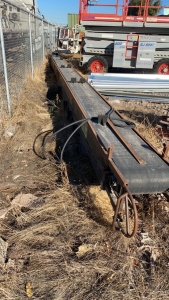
127, 0, 162, 16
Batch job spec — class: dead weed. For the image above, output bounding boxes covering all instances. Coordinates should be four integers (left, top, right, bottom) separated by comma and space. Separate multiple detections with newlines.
0, 61, 168, 300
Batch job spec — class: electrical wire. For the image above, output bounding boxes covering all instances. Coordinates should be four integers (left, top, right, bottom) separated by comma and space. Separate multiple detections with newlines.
60, 119, 89, 162
107, 107, 136, 128
42, 118, 90, 161
111, 118, 136, 128
43, 112, 136, 164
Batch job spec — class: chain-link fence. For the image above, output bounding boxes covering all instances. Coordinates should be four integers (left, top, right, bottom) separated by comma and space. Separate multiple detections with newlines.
0, 0, 57, 116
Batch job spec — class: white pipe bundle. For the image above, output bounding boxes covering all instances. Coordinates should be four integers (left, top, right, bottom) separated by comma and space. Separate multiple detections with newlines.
88, 73, 169, 93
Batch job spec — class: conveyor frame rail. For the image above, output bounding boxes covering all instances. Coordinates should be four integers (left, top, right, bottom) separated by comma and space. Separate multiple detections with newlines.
50, 54, 169, 238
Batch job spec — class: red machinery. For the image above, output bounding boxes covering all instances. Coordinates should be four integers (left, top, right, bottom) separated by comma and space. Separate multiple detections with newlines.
79, 0, 169, 24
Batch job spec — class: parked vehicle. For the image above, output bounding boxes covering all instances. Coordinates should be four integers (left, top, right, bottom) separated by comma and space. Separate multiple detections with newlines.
79, 0, 169, 74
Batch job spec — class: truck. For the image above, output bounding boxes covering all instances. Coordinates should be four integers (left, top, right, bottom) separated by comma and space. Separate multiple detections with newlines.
79, 0, 169, 74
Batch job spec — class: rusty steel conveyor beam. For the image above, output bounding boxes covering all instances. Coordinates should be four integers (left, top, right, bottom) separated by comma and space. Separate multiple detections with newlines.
50, 54, 169, 238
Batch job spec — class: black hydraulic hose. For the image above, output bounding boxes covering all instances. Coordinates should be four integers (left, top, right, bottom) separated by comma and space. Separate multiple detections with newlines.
42, 118, 90, 161
111, 118, 136, 128
107, 107, 114, 118
106, 107, 136, 129
60, 119, 89, 163
43, 111, 136, 164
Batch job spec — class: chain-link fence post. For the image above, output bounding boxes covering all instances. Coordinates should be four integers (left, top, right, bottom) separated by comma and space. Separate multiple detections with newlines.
28, 13, 34, 79
0, 15, 11, 116
48, 22, 50, 51
42, 19, 45, 60
0, 0, 56, 116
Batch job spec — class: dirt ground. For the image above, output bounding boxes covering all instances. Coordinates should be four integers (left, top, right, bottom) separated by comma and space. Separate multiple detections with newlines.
0, 57, 169, 300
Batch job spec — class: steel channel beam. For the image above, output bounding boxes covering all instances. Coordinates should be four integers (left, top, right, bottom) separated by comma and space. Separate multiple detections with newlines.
50, 55, 169, 192
86, 73, 169, 166
106, 119, 146, 165
50, 55, 169, 238
50, 56, 128, 188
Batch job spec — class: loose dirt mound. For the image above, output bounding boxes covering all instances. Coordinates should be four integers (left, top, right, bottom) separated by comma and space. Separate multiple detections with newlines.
0, 60, 169, 300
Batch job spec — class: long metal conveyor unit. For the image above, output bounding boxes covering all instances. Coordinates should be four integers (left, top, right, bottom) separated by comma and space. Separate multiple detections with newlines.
50, 54, 169, 238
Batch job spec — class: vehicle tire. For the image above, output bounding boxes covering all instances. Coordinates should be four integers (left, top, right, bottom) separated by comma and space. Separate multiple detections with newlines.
87, 55, 108, 73
153, 59, 169, 75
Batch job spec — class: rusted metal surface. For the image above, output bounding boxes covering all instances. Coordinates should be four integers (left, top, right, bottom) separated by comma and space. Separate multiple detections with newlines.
89, 79, 169, 166
51, 56, 129, 188
112, 186, 138, 238
107, 119, 146, 165
108, 146, 114, 162
156, 129, 169, 140
50, 55, 169, 238
125, 185, 138, 237
112, 192, 128, 231
162, 143, 169, 161
156, 116, 169, 143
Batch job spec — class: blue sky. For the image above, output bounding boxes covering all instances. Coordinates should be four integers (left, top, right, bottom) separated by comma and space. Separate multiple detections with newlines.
37, 0, 169, 25
38, 0, 79, 25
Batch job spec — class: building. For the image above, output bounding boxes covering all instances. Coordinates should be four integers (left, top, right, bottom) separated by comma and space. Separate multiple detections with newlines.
7, 0, 38, 13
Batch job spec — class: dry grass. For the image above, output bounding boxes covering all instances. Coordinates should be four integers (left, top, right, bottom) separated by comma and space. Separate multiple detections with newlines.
137, 119, 163, 151
0, 60, 169, 300
0, 186, 169, 300
117, 107, 163, 152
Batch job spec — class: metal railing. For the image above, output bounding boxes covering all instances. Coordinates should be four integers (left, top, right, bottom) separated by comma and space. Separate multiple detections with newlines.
0, 0, 58, 116
79, 0, 169, 24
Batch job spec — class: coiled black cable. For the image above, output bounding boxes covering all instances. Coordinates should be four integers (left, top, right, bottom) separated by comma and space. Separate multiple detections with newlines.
107, 108, 136, 128
43, 111, 136, 164
42, 118, 90, 162
60, 119, 90, 162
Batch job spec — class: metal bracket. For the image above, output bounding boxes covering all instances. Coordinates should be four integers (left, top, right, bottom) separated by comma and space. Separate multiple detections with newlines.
98, 115, 108, 126
108, 146, 114, 161
79, 78, 85, 84
162, 143, 169, 160
71, 78, 76, 83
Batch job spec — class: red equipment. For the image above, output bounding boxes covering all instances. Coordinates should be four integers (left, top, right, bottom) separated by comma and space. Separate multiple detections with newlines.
79, 0, 169, 24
